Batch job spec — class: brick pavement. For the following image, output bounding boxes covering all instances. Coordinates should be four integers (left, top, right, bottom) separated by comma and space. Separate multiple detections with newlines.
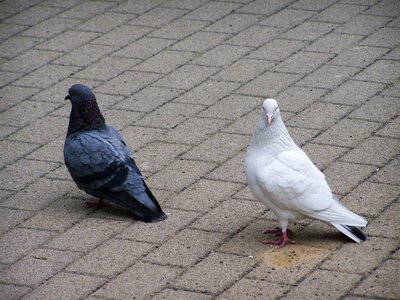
0, 0, 399, 299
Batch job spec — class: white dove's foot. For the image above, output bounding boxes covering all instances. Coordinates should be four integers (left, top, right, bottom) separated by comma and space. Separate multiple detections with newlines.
263, 231, 295, 248
263, 227, 293, 237
85, 199, 111, 208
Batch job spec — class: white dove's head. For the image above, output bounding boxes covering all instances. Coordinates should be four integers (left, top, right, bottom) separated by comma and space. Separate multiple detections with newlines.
262, 98, 280, 125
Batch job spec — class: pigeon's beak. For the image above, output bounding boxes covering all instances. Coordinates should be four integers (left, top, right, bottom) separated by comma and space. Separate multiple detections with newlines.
266, 114, 273, 125
64, 95, 70, 101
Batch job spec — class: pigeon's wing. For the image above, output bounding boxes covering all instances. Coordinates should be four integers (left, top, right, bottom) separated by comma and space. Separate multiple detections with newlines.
256, 147, 333, 214
64, 129, 129, 193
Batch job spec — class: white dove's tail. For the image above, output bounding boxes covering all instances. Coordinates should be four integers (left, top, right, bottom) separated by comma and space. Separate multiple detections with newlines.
331, 223, 367, 243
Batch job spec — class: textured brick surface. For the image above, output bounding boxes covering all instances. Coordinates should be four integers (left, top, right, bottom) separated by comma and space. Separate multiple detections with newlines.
1, 1, 399, 299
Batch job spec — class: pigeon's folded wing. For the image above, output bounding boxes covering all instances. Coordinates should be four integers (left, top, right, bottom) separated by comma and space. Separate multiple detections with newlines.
64, 131, 129, 193
256, 148, 333, 213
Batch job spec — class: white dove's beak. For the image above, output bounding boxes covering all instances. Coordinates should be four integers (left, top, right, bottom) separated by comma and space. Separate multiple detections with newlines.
266, 113, 273, 125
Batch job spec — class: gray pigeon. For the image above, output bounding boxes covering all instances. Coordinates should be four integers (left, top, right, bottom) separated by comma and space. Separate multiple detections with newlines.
63, 84, 167, 223
245, 99, 367, 247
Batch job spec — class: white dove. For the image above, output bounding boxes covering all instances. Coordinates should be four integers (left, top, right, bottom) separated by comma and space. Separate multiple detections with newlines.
245, 99, 367, 248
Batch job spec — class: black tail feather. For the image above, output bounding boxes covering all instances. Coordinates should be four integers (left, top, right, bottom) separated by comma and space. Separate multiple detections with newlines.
342, 225, 367, 242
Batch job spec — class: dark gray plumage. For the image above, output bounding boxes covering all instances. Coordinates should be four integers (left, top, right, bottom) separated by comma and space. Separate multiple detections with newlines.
63, 84, 167, 223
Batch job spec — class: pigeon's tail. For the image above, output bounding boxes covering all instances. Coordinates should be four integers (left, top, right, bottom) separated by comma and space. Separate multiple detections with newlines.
331, 223, 367, 243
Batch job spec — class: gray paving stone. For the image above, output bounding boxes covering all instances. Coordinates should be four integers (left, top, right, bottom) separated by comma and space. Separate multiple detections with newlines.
360, 27, 400, 48
301, 143, 348, 170
222, 109, 262, 136
306, 33, 363, 54
117, 208, 199, 243
129, 7, 187, 27
313, 118, 381, 148
311, 3, 366, 24
322, 80, 385, 105
0, 207, 33, 234
26, 138, 66, 163
320, 237, 398, 274
0, 228, 55, 264
92, 25, 153, 47
22, 272, 106, 300
276, 86, 327, 113
76, 12, 133, 33
19, 17, 82, 38
0, 159, 59, 191
0, 283, 31, 300
380, 81, 400, 97
145, 228, 227, 267
0, 23, 28, 41
0, 125, 18, 139
206, 13, 263, 34
369, 156, 400, 185
329, 45, 389, 67
219, 279, 289, 300
183, 1, 241, 22
288, 126, 320, 146
149, 18, 210, 40
66, 238, 154, 277
171, 31, 231, 52
4, 5, 62, 26
120, 126, 167, 150
349, 95, 400, 122
335, 14, 393, 35
46, 218, 130, 252
237, 0, 293, 15
94, 262, 180, 299
323, 161, 377, 194
282, 21, 337, 41
353, 259, 400, 299
290, 0, 337, 11
58, 1, 115, 19
190, 199, 266, 234
259, 8, 315, 28
0, 35, 45, 59
0, 85, 39, 110
172, 252, 256, 294
273, 51, 334, 74
154, 64, 220, 90
248, 39, 308, 61
341, 136, 399, 166
36, 30, 99, 52
113, 37, 175, 59
355, 60, 400, 84
0, 140, 38, 167
192, 44, 252, 67
212, 59, 275, 82
0, 71, 23, 88
0, 248, 81, 286
110, 0, 162, 14
365, 202, 400, 239
152, 289, 212, 300
281, 269, 362, 300
238, 71, 302, 97
206, 151, 248, 184
376, 116, 400, 138
227, 25, 282, 47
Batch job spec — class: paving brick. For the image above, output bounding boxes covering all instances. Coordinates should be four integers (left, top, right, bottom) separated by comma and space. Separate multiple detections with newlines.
276, 86, 327, 113
129, 7, 187, 27
58, 1, 115, 19
26, 138, 65, 163
227, 26, 282, 47
297, 65, 361, 89
93, 25, 154, 47
260, 8, 315, 28
117, 208, 199, 243
192, 45, 252, 67
313, 118, 381, 148
76, 12, 133, 33
311, 4, 366, 24
168, 179, 243, 212
341, 136, 399, 166
350, 95, 400, 122
290, 0, 337, 11
307, 33, 363, 54
94, 262, 180, 299
0, 283, 31, 300
152, 289, 212, 300
206, 151, 248, 184
287, 102, 353, 130
46, 218, 129, 252
4, 5, 62, 26
360, 27, 400, 48
95, 71, 162, 96
283, 21, 337, 41
353, 259, 400, 299
134, 50, 196, 73
0, 70, 23, 88
191, 199, 266, 233
0, 23, 28, 41
145, 228, 227, 266
110, 0, 162, 14
322, 80, 385, 105
335, 14, 393, 35
248, 39, 308, 61
365, 202, 399, 239
113, 37, 175, 59
206, 13, 263, 34
218, 279, 289, 299
0, 228, 55, 264
369, 157, 399, 185
174, 80, 241, 105
119, 126, 166, 150
329, 45, 389, 67
355, 60, 400, 84
184, 2, 241, 21
0, 140, 38, 167
281, 269, 361, 300
67, 238, 153, 277
149, 18, 210, 40
320, 237, 398, 274
238, 72, 302, 97
19, 17, 82, 38
154, 64, 220, 90
36, 30, 99, 52
323, 161, 377, 194
23, 272, 106, 300
301, 143, 348, 170
0, 85, 39, 110
0, 35, 44, 59
0, 207, 33, 234
0, 125, 18, 139
376, 116, 400, 138
288, 126, 320, 146
273, 51, 334, 73
0, 159, 59, 191
237, 0, 293, 15
381, 81, 400, 97
172, 252, 256, 294
0, 49, 62, 73
222, 109, 261, 135
0, 248, 81, 286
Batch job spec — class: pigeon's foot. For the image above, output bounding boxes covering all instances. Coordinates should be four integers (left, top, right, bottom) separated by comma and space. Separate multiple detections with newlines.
263, 231, 295, 248
85, 199, 111, 208
263, 227, 293, 237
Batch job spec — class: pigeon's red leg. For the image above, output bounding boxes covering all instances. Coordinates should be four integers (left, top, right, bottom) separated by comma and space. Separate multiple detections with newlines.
263, 231, 296, 248
263, 227, 293, 237
85, 199, 111, 208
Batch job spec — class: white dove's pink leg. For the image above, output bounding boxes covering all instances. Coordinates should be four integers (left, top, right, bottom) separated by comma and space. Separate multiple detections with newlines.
85, 199, 111, 208
263, 220, 295, 248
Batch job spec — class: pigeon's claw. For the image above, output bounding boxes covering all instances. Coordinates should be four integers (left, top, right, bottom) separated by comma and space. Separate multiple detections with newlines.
85, 198, 111, 208
263, 231, 295, 248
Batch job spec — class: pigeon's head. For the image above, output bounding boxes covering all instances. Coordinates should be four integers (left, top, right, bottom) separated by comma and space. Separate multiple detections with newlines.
65, 84, 95, 104
262, 98, 280, 125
